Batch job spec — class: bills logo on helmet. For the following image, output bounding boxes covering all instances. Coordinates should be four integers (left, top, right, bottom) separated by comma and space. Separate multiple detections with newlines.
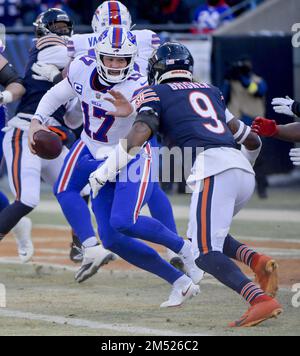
127, 31, 137, 46
99, 29, 109, 42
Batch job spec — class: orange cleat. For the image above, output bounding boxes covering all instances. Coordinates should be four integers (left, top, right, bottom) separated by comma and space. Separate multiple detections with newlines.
252, 255, 279, 297
229, 298, 283, 328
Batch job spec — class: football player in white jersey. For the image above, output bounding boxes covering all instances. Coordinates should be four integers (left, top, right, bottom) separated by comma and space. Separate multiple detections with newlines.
28, 28, 202, 307
67, 1, 161, 76
31, 1, 183, 270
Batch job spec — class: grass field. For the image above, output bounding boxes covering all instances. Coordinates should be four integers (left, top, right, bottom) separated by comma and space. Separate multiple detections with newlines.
0, 182, 300, 336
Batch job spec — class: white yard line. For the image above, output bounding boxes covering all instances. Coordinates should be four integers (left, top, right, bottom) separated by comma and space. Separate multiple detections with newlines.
0, 309, 208, 336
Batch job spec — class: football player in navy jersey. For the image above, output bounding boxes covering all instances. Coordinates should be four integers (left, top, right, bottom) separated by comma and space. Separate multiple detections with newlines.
0, 9, 78, 263
0, 49, 34, 263
90, 42, 283, 327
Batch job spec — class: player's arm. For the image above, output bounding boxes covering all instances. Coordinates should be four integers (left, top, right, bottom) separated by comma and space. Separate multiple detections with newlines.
29, 78, 77, 153
252, 116, 300, 142
271, 96, 300, 117
227, 115, 262, 165
0, 54, 25, 104
31, 35, 70, 84
89, 90, 159, 198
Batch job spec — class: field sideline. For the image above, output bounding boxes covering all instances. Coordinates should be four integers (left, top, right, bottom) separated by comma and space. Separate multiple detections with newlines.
0, 186, 299, 336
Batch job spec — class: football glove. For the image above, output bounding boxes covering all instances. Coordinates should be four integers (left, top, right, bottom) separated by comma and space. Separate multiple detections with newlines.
32, 62, 60, 82
272, 96, 294, 116
89, 168, 107, 199
251, 117, 278, 137
289, 148, 300, 166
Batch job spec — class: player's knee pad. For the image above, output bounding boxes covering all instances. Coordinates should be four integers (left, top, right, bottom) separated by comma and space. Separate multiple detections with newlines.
20, 194, 40, 209
211, 227, 230, 253
109, 213, 135, 234
195, 251, 222, 273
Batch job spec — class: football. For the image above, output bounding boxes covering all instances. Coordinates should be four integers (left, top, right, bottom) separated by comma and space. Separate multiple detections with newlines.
33, 130, 63, 160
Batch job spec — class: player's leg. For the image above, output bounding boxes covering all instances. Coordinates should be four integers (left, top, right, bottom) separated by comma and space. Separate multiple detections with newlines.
0, 128, 35, 262
91, 182, 199, 307
147, 182, 184, 271
53, 140, 115, 270
191, 170, 282, 327
110, 144, 202, 284
222, 177, 279, 297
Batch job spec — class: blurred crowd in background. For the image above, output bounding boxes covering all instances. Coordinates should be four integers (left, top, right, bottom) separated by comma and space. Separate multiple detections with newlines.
0, 0, 265, 32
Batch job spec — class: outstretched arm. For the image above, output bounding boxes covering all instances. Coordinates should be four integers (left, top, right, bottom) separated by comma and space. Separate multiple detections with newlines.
227, 116, 262, 165
252, 116, 300, 142
89, 91, 158, 198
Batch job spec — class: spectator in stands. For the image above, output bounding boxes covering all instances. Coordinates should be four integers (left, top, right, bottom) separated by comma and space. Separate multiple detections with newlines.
222, 56, 269, 198
193, 0, 234, 33
0, 0, 22, 27
226, 0, 263, 17
21, 0, 82, 26
138, 0, 191, 25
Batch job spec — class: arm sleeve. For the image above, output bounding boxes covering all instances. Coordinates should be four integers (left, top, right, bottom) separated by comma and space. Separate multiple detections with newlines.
292, 101, 300, 117
0, 63, 23, 87
34, 78, 76, 123
37, 45, 69, 69
134, 107, 160, 136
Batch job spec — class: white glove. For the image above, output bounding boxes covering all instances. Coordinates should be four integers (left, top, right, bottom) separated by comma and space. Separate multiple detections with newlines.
31, 62, 60, 82
272, 96, 294, 116
289, 148, 300, 166
89, 167, 108, 199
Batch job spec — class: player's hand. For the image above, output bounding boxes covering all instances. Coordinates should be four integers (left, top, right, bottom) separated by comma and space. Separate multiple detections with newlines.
28, 118, 50, 154
289, 148, 300, 166
251, 117, 278, 137
32, 62, 60, 82
272, 96, 294, 116
105, 90, 134, 117
89, 168, 107, 199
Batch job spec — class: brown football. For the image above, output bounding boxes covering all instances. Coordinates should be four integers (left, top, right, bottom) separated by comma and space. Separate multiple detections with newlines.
33, 130, 63, 160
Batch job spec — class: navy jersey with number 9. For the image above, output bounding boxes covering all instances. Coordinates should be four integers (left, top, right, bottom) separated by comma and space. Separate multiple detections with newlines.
135, 81, 236, 152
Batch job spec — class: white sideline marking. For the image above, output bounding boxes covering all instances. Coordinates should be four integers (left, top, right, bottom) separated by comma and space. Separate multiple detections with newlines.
0, 309, 208, 336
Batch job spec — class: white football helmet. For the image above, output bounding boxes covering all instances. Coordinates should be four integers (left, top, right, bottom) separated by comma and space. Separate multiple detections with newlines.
95, 26, 137, 84
92, 1, 132, 34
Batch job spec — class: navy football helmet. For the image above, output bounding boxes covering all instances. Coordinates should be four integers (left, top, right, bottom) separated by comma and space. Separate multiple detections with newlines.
148, 42, 194, 85
33, 8, 74, 38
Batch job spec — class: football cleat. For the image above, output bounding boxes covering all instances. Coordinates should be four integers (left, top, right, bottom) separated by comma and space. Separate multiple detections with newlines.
178, 240, 204, 284
70, 233, 83, 263
75, 244, 116, 283
252, 255, 279, 297
160, 280, 200, 308
169, 256, 186, 273
229, 298, 283, 327
12, 217, 34, 263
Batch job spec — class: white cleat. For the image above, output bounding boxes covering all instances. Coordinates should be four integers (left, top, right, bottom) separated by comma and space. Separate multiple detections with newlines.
160, 280, 200, 308
178, 240, 204, 284
75, 244, 116, 283
12, 217, 34, 263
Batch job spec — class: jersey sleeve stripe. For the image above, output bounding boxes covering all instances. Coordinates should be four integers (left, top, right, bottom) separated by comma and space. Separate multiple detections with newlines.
136, 97, 160, 109
37, 35, 65, 46
36, 39, 66, 50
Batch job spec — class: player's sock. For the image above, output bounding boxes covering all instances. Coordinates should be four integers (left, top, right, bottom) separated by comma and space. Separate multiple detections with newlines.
56, 191, 95, 244
0, 201, 33, 236
110, 214, 184, 253
147, 184, 178, 233
103, 232, 183, 284
196, 251, 266, 303
223, 234, 258, 268
0, 191, 9, 212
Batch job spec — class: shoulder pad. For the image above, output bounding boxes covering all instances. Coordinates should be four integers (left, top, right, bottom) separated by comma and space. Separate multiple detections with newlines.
36, 34, 66, 51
